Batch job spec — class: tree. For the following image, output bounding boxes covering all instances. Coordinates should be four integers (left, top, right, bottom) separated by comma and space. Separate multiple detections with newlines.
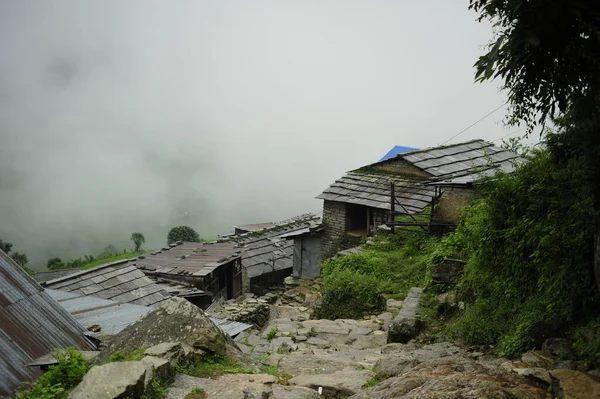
11, 252, 28, 267
47, 257, 65, 270
130, 232, 146, 251
167, 226, 200, 244
470, 0, 600, 289
0, 239, 13, 254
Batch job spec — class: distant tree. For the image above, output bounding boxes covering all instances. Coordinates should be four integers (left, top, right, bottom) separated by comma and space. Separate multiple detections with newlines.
11, 252, 28, 267
101, 244, 118, 257
47, 257, 65, 270
167, 226, 200, 244
0, 239, 13, 254
130, 232, 146, 251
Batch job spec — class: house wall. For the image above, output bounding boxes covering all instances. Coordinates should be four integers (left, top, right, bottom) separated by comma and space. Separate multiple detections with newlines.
321, 200, 348, 259
292, 235, 322, 278
370, 208, 389, 233
364, 159, 432, 179
433, 186, 476, 224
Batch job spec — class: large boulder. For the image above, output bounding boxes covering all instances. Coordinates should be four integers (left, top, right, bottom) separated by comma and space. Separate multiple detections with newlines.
550, 369, 600, 399
431, 259, 466, 284
97, 297, 244, 363
69, 362, 147, 399
388, 288, 424, 343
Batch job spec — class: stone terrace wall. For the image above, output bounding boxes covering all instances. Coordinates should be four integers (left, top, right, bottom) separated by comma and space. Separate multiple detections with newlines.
321, 200, 347, 259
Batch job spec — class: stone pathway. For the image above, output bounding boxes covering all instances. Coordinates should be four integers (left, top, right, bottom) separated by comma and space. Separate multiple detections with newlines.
166, 289, 599, 399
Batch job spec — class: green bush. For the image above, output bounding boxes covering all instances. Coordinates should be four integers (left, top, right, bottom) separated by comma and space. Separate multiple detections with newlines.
266, 328, 278, 342
167, 226, 201, 244
448, 136, 600, 358
16, 347, 90, 399
316, 267, 386, 320
573, 317, 600, 369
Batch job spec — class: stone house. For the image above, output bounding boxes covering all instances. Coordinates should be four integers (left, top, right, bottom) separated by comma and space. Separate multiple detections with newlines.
317, 139, 520, 258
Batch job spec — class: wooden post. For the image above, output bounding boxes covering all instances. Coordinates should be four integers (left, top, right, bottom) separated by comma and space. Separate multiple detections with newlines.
390, 182, 395, 233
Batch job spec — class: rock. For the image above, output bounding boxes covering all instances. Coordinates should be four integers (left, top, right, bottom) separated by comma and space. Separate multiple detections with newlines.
98, 298, 250, 367
144, 342, 186, 364
69, 361, 147, 399
284, 276, 300, 286
166, 373, 277, 399
278, 354, 356, 376
349, 327, 372, 336
386, 299, 403, 309
513, 367, 552, 385
306, 337, 331, 348
431, 258, 466, 284
271, 385, 320, 399
294, 335, 308, 342
141, 356, 171, 386
302, 320, 350, 335
388, 288, 424, 343
289, 368, 374, 398
435, 291, 463, 318
373, 355, 421, 379
550, 369, 600, 399
555, 360, 590, 371
542, 338, 573, 358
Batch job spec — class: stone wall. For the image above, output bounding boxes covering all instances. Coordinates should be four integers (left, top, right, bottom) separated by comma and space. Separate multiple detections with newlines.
370, 208, 389, 233
321, 200, 348, 259
363, 159, 431, 179
433, 187, 476, 224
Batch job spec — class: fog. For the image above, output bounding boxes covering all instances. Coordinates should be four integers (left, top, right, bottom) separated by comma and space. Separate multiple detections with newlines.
0, 1, 521, 268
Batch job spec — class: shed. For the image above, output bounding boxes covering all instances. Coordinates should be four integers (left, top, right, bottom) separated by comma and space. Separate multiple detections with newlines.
0, 250, 92, 398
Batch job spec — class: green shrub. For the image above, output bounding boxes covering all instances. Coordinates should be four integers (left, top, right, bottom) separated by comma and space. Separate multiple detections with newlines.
176, 354, 256, 379
573, 317, 600, 369
167, 226, 201, 244
105, 347, 146, 363
16, 347, 90, 399
316, 268, 386, 320
185, 387, 207, 399
448, 137, 600, 358
266, 328, 278, 342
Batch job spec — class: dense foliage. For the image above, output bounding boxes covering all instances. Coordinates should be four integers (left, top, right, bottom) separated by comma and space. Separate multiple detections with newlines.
447, 137, 600, 358
0, 238, 33, 274
315, 232, 441, 320
16, 347, 90, 399
167, 225, 201, 244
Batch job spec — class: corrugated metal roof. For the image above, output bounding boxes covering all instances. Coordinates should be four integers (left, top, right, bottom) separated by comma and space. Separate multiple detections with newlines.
47, 289, 251, 338
0, 250, 91, 398
316, 172, 436, 214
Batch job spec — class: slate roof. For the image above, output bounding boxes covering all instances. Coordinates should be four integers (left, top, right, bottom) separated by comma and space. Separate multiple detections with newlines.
44, 260, 170, 307
133, 242, 242, 276
47, 289, 252, 338
0, 250, 91, 397
228, 215, 320, 278
233, 222, 276, 233
316, 172, 436, 214
379, 145, 419, 162
388, 139, 520, 182
33, 268, 81, 283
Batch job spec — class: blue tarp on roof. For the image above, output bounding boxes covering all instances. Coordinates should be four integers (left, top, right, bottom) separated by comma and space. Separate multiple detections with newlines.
379, 145, 419, 162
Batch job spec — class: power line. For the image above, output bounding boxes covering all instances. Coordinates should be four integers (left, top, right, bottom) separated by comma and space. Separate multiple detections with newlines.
492, 126, 527, 143
441, 102, 507, 145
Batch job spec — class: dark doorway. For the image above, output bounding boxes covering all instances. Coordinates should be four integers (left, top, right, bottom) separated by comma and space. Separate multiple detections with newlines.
346, 204, 368, 235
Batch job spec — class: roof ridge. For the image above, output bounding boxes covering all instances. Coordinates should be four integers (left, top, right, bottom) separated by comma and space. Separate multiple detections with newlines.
397, 139, 488, 157
43, 258, 133, 286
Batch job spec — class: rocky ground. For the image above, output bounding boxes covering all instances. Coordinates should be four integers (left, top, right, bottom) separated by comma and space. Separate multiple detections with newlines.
162, 283, 600, 399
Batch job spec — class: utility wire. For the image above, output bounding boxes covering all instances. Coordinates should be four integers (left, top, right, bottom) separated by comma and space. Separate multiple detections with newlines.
441, 102, 507, 145
492, 126, 527, 143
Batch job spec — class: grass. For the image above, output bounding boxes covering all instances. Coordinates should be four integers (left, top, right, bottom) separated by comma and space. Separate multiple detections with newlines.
103, 347, 147, 363
362, 377, 380, 389
176, 354, 257, 379
184, 388, 207, 399
81, 250, 148, 270
266, 328, 278, 342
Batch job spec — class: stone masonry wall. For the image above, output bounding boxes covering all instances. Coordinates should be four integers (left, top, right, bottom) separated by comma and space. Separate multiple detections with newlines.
433, 187, 476, 224
321, 200, 348, 259
365, 159, 432, 179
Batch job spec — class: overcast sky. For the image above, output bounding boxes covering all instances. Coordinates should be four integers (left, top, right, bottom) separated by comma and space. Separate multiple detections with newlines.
0, 1, 527, 267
